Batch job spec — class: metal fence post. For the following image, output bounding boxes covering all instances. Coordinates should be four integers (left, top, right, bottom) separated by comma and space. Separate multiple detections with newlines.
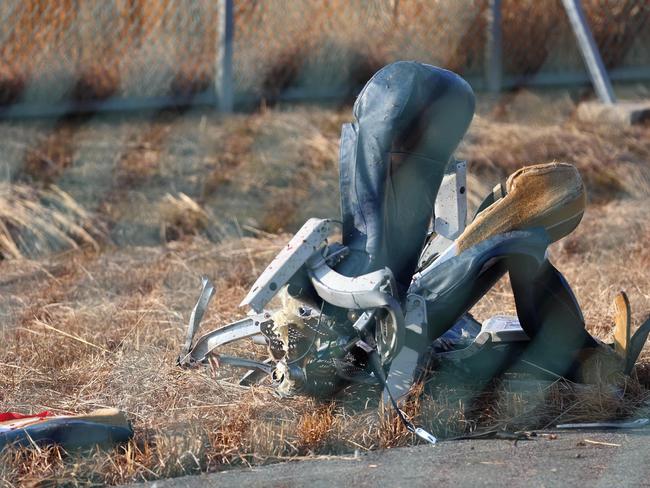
216, 0, 234, 112
485, 0, 502, 94
561, 0, 616, 104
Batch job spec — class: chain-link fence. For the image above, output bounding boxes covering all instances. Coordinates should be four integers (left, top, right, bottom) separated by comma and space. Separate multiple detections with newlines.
0, 0, 218, 107
0, 0, 649, 113
500, 0, 650, 82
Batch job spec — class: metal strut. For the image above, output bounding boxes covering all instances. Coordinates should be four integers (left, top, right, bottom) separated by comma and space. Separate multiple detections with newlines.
178, 277, 272, 372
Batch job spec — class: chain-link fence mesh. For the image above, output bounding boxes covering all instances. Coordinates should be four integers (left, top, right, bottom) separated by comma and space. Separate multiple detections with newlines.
0, 0, 218, 104
500, 0, 650, 76
233, 0, 488, 98
0, 0, 649, 109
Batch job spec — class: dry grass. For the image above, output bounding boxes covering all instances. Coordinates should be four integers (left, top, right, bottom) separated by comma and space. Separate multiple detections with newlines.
1, 1, 649, 103
0, 102, 649, 485
0, 183, 100, 260
158, 193, 210, 242
459, 114, 650, 204
13, 99, 648, 242
296, 403, 337, 454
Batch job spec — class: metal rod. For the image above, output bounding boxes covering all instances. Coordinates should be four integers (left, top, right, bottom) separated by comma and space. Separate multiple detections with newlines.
216, 0, 234, 112
561, 0, 616, 104
485, 0, 502, 94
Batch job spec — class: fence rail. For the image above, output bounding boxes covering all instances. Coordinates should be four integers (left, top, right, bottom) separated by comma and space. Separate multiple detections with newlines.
0, 0, 649, 116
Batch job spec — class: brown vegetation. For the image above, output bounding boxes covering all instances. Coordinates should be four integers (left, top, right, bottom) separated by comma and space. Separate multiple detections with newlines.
0, 1, 648, 103
0, 183, 100, 259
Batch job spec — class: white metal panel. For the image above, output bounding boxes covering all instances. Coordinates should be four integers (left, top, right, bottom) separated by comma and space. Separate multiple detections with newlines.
434, 160, 467, 240
240, 218, 331, 312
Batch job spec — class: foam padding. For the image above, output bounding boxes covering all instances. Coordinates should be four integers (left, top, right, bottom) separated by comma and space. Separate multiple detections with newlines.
457, 163, 586, 253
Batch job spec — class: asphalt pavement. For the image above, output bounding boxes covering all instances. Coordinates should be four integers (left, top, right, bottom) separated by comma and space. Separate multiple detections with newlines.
140, 429, 650, 488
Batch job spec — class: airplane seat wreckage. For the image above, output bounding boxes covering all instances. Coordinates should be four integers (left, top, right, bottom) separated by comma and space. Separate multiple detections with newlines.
178, 61, 650, 443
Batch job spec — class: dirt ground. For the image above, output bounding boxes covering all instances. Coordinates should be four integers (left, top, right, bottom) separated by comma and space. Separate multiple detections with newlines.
1, 88, 650, 486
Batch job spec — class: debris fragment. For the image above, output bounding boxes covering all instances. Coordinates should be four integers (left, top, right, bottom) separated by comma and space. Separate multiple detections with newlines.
0, 408, 133, 451
582, 439, 621, 447
557, 418, 649, 430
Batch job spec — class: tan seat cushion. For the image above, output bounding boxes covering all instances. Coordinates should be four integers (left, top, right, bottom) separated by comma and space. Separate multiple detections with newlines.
457, 162, 586, 253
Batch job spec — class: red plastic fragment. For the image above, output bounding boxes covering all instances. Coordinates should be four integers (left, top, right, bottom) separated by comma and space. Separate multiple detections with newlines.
0, 411, 53, 422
